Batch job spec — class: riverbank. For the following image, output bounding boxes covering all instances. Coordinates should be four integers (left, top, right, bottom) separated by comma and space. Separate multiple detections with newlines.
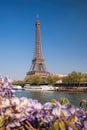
56, 87, 87, 93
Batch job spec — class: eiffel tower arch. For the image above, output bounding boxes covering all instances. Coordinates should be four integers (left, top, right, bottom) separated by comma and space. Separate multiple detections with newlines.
25, 19, 49, 79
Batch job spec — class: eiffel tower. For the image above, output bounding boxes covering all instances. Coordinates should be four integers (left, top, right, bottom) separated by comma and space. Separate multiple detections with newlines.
26, 19, 49, 79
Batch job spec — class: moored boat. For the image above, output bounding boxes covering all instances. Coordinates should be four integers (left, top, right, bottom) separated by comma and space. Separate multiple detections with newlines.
24, 84, 54, 91
13, 85, 24, 90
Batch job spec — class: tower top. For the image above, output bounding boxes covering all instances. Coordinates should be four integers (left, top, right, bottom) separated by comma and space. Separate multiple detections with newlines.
34, 19, 42, 59
36, 14, 39, 20
36, 14, 40, 24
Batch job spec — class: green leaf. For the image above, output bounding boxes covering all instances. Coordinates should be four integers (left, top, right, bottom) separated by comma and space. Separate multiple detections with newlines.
51, 99, 57, 106
52, 120, 60, 130
39, 121, 44, 126
68, 113, 75, 123
59, 120, 66, 130
65, 120, 78, 130
61, 111, 66, 120
60, 97, 70, 105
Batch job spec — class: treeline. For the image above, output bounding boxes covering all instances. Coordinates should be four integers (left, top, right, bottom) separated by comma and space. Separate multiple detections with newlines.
13, 71, 87, 87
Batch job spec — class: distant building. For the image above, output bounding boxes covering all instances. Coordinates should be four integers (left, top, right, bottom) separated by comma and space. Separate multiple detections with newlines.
52, 73, 67, 83
51, 73, 67, 77
55, 74, 67, 77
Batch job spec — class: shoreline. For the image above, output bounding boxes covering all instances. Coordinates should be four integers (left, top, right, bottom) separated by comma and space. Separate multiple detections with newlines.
55, 87, 87, 93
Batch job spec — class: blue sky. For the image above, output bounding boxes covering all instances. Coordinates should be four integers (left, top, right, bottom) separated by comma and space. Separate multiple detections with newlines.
0, 0, 87, 80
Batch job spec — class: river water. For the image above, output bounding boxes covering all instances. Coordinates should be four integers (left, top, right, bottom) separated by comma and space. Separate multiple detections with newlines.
15, 90, 87, 107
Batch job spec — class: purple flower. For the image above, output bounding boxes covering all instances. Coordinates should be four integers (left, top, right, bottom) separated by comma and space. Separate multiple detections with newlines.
61, 103, 71, 109
84, 120, 87, 129
56, 101, 61, 108
75, 122, 82, 129
52, 107, 61, 118
43, 115, 54, 123
76, 108, 84, 118
43, 102, 53, 110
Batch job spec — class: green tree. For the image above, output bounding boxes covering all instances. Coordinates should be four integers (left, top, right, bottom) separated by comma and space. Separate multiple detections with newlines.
67, 71, 83, 83
47, 75, 59, 86
24, 75, 43, 85
83, 74, 87, 82
13, 80, 26, 87
62, 76, 69, 83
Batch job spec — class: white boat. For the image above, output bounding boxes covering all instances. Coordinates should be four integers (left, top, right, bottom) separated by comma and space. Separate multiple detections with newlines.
24, 84, 54, 91
40, 85, 54, 91
13, 85, 24, 90
24, 84, 42, 91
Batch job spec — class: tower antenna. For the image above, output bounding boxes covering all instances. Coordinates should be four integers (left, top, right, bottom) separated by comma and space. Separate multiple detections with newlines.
36, 14, 39, 20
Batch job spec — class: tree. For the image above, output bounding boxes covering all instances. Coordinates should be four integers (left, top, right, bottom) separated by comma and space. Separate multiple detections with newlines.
67, 71, 83, 83
24, 75, 43, 85
47, 75, 59, 86
83, 74, 87, 82
62, 76, 69, 83
13, 80, 26, 87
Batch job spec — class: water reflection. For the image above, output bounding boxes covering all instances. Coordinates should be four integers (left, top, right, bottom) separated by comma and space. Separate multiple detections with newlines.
15, 90, 87, 106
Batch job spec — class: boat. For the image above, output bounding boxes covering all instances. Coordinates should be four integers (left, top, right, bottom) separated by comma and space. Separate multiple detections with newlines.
24, 84, 54, 91
24, 84, 42, 91
40, 85, 54, 91
13, 85, 24, 90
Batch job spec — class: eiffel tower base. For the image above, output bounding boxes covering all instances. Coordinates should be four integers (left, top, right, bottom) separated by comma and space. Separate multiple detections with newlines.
25, 71, 49, 81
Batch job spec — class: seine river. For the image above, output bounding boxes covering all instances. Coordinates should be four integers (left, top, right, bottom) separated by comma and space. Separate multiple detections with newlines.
15, 90, 87, 107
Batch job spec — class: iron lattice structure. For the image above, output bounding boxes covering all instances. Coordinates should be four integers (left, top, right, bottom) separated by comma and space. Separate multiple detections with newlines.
26, 20, 49, 78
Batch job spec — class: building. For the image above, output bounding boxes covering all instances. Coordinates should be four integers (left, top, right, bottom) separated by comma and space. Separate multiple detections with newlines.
25, 19, 49, 79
